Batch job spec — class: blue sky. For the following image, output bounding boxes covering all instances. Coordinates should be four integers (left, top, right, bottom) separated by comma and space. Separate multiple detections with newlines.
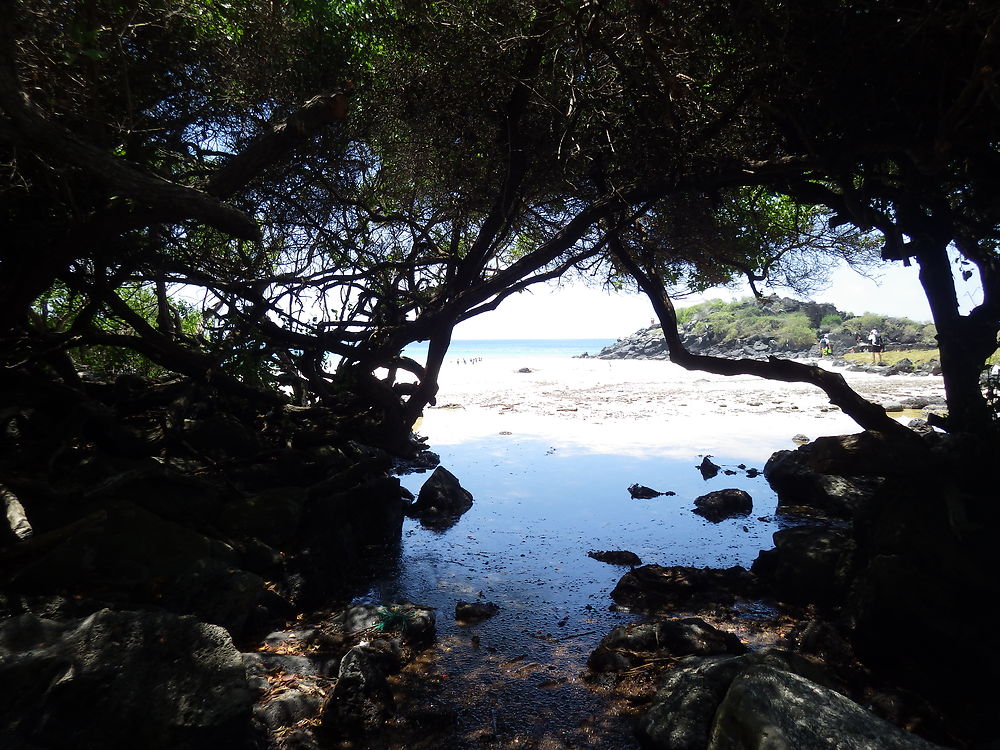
453, 258, 980, 340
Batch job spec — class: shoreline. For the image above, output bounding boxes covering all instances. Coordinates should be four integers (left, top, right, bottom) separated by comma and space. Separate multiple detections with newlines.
418, 356, 946, 461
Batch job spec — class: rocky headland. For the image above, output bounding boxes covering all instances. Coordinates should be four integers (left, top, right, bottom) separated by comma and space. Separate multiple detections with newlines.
586, 296, 943, 376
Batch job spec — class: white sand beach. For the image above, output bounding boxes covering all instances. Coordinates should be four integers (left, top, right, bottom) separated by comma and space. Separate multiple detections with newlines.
418, 356, 946, 461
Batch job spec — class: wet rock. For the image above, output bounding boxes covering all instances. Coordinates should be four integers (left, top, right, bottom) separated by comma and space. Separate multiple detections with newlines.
693, 489, 752, 522
0, 609, 252, 750
698, 456, 721, 479
610, 564, 755, 613
405, 466, 473, 526
628, 483, 672, 499
751, 526, 855, 608
588, 549, 642, 566
455, 600, 500, 622
588, 617, 746, 672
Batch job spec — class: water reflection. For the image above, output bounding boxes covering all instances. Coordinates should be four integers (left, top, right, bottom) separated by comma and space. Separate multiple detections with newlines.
360, 432, 783, 747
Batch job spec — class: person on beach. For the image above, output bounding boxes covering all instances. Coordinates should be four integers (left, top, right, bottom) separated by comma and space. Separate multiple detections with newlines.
868, 329, 884, 363
819, 334, 831, 357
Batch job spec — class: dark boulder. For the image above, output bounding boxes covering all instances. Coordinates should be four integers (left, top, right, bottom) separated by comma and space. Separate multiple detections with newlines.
455, 600, 500, 622
764, 445, 884, 520
697, 456, 721, 479
405, 466, 473, 526
693, 489, 752, 522
610, 564, 755, 613
636, 649, 941, 750
751, 526, 855, 608
588, 549, 642, 566
1, 501, 274, 638
710, 663, 944, 750
628, 483, 670, 499
588, 617, 745, 672
0, 609, 252, 750
320, 640, 401, 739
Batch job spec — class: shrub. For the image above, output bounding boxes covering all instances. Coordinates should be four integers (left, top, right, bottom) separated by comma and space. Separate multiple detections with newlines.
819, 313, 843, 330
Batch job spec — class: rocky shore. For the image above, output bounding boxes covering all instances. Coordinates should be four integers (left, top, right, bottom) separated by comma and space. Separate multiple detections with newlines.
590, 323, 944, 376
585, 297, 943, 377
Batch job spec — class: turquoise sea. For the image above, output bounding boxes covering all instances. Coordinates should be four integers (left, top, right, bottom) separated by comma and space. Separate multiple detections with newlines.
403, 337, 616, 362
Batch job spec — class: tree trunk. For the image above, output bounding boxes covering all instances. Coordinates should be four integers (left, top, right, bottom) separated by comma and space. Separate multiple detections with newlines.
914, 239, 998, 435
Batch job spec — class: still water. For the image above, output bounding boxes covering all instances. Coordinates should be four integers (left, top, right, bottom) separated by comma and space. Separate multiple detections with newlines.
358, 412, 785, 747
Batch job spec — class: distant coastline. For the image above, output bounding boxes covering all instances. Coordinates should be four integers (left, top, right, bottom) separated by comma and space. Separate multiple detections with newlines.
404, 338, 617, 362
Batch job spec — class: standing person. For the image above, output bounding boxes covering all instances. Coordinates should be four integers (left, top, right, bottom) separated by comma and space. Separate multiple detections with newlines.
820, 333, 831, 357
868, 329, 884, 364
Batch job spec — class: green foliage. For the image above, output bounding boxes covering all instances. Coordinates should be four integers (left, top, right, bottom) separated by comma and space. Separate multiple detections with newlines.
819, 314, 843, 330
34, 284, 202, 380
674, 297, 935, 350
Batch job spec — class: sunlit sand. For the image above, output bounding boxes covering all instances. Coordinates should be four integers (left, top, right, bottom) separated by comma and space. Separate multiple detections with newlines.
419, 356, 946, 461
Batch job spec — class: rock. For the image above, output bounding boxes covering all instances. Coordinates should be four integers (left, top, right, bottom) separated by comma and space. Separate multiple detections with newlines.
320, 640, 401, 738
455, 600, 500, 622
763, 448, 884, 520
517, 367, 533, 373
883, 358, 914, 375
254, 690, 323, 732
588, 617, 746, 672
628, 483, 671, 499
907, 418, 935, 437
297, 476, 406, 605
751, 526, 855, 608
710, 664, 944, 750
610, 564, 755, 613
218, 486, 307, 547
0, 609, 252, 750
698, 456, 721, 479
588, 549, 642, 566
805, 432, 926, 477
792, 433, 810, 445
2, 501, 274, 638
405, 466, 473, 526
329, 604, 436, 645
637, 649, 934, 750
693, 489, 752, 522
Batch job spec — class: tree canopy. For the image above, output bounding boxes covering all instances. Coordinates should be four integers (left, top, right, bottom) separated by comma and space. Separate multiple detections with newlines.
2, 0, 998, 449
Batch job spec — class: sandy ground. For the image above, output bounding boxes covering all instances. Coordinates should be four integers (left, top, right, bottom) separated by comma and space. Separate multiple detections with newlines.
417, 356, 946, 462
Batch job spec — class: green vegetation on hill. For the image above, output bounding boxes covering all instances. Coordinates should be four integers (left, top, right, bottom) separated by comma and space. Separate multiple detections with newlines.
675, 297, 937, 350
